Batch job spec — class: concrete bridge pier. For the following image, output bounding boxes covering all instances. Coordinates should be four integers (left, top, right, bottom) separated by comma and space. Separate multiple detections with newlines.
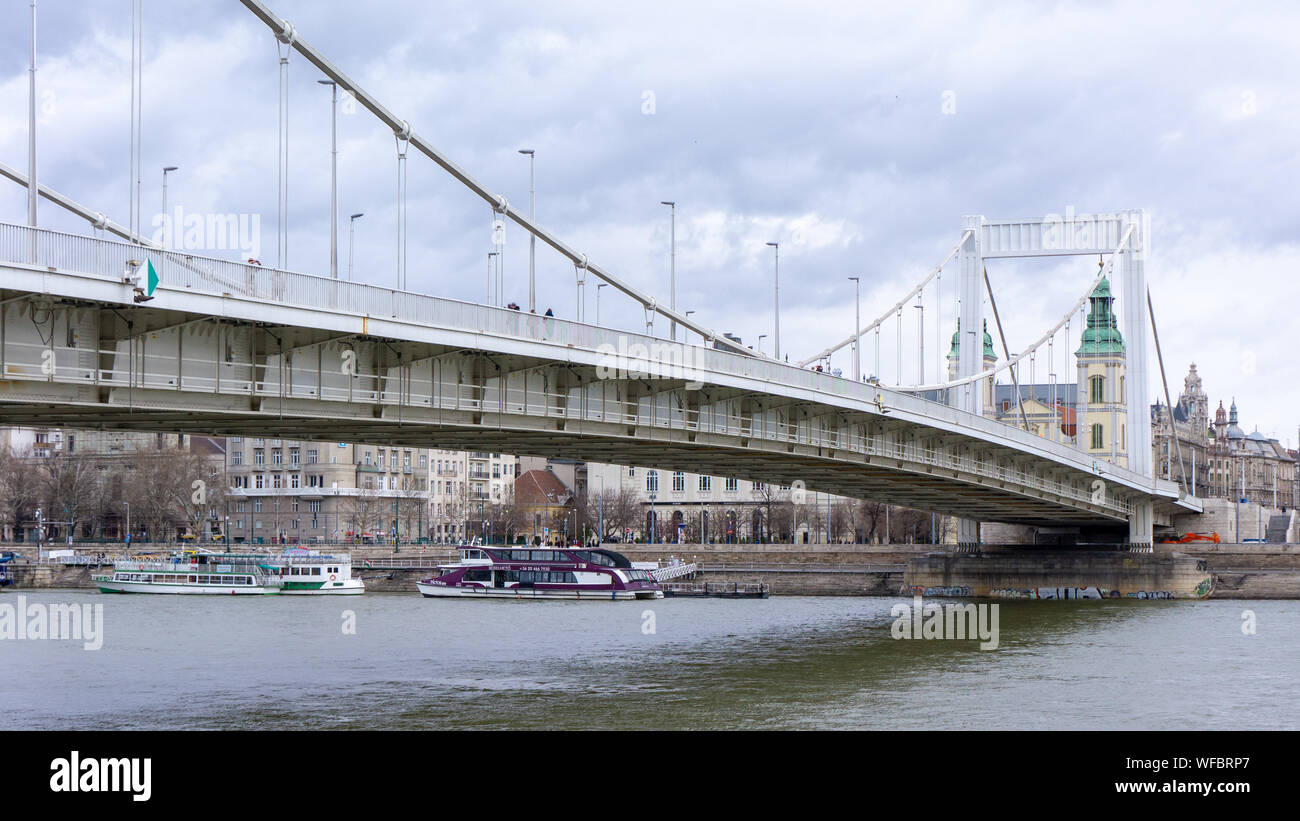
1129, 499, 1154, 551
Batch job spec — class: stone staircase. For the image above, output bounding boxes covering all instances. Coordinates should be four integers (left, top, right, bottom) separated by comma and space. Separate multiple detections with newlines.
1264, 513, 1293, 544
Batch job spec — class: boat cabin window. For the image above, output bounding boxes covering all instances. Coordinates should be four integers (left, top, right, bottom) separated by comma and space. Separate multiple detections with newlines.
462, 569, 491, 583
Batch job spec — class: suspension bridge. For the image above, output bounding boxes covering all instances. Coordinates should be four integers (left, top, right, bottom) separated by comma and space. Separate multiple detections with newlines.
0, 0, 1201, 549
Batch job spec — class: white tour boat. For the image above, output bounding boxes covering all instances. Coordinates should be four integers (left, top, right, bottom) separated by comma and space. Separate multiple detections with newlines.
94, 549, 364, 595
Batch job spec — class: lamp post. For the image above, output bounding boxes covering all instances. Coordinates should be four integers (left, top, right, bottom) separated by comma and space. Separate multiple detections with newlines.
661, 201, 675, 340
766, 242, 780, 359
848, 276, 860, 380
648, 492, 657, 543
161, 166, 178, 248
596, 283, 607, 325
318, 79, 339, 279
27, 0, 37, 263
348, 212, 363, 281
487, 251, 498, 304
518, 149, 535, 312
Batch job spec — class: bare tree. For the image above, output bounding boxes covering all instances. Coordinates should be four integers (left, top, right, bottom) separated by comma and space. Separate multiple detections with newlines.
0, 447, 40, 541
119, 446, 223, 542
750, 482, 783, 543
343, 487, 385, 541
599, 485, 640, 543
858, 500, 888, 543
489, 488, 528, 545
828, 499, 853, 543
39, 451, 100, 542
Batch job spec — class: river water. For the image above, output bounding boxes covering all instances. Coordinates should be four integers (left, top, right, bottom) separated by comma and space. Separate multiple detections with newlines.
1, 590, 1295, 730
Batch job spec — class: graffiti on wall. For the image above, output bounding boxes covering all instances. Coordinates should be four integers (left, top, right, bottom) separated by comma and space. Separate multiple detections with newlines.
907, 585, 973, 597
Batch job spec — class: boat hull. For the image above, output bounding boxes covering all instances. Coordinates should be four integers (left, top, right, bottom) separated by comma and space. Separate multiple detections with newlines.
279, 579, 365, 595
416, 581, 661, 600
94, 579, 279, 595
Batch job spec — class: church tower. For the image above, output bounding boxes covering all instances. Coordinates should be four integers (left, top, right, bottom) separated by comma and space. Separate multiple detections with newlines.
1076, 275, 1127, 467
947, 318, 998, 415
1180, 363, 1209, 435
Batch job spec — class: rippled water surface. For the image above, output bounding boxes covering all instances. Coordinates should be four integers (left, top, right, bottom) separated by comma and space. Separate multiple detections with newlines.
2, 591, 1294, 729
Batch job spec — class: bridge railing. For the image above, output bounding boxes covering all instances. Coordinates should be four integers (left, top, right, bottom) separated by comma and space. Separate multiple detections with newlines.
1, 221, 1148, 511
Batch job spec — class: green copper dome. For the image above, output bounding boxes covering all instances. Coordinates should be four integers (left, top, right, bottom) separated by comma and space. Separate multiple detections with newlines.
1076, 276, 1125, 356
947, 318, 997, 361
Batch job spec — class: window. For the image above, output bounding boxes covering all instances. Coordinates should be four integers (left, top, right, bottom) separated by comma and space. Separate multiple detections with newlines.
1089, 375, 1104, 404
289, 448, 300, 466
699, 476, 711, 492
725, 477, 738, 492
231, 451, 242, 466
673, 472, 685, 492
254, 449, 265, 465
1091, 423, 1103, 450
272, 449, 282, 465
646, 470, 659, 493
307, 449, 319, 464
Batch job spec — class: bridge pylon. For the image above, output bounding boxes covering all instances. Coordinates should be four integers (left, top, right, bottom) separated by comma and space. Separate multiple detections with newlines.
955, 210, 1154, 548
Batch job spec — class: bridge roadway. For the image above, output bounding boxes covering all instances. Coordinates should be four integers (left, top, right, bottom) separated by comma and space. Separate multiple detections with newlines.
0, 222, 1197, 539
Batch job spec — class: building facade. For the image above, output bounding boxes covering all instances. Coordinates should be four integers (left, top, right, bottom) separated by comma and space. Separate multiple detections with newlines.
222, 438, 429, 544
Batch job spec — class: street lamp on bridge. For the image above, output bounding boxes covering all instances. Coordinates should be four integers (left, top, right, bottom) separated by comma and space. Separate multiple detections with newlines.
348, 213, 364, 281
518, 149, 535, 312
661, 201, 675, 340
161, 166, 178, 249
766, 242, 780, 359
318, 79, 339, 280
848, 276, 860, 381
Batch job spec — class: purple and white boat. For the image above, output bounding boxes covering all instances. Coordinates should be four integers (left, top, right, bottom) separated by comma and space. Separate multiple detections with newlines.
416, 545, 663, 600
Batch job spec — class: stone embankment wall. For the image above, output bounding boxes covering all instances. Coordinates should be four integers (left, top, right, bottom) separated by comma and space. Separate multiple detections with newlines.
1169, 543, 1300, 599
6, 542, 1300, 598
1172, 499, 1298, 543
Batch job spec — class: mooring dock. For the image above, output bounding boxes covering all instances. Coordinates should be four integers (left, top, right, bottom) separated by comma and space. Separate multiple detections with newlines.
663, 581, 770, 599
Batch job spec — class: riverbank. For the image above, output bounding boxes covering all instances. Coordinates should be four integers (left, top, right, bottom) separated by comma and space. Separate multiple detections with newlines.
5, 542, 1299, 597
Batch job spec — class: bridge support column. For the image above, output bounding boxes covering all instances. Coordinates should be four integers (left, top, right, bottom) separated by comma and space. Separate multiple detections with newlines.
1128, 500, 1154, 552
1121, 210, 1151, 479
954, 215, 984, 547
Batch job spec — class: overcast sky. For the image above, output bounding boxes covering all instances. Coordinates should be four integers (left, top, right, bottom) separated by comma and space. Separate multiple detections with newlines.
1, 1, 1296, 443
